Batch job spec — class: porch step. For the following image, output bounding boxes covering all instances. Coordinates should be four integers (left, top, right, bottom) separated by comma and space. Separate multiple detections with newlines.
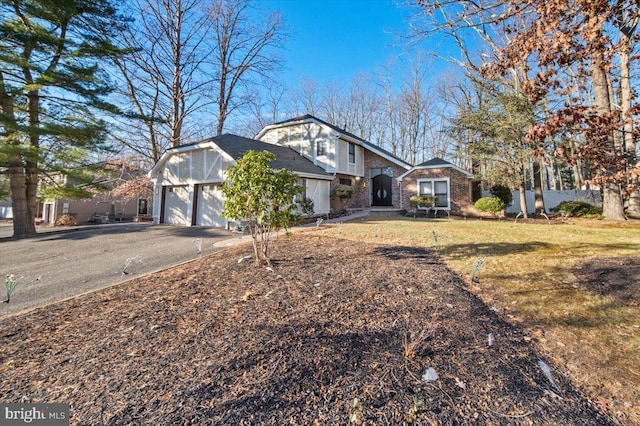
368, 208, 406, 217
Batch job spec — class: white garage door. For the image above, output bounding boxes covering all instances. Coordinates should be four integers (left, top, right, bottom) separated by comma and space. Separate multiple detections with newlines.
196, 184, 226, 227
164, 186, 190, 225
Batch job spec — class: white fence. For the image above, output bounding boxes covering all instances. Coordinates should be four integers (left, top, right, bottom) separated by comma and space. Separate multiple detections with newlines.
0, 205, 12, 219
481, 189, 601, 214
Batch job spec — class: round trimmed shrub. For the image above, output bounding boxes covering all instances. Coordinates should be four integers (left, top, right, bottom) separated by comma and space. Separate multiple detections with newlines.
490, 184, 513, 206
474, 197, 506, 215
555, 201, 602, 218
409, 195, 437, 209
330, 184, 356, 199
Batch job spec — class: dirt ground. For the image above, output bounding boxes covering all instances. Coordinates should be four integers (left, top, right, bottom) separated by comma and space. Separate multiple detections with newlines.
573, 256, 640, 307
0, 233, 619, 425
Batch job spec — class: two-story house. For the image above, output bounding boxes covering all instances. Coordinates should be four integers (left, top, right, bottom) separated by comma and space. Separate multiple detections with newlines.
148, 115, 474, 227
256, 115, 412, 211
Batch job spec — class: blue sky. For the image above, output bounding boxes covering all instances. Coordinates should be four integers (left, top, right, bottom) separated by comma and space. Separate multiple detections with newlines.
260, 0, 422, 85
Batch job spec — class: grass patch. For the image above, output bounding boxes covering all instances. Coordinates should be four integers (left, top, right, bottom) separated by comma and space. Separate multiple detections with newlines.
315, 217, 640, 423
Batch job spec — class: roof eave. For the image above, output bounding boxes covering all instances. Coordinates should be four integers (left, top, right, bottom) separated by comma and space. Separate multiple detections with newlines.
255, 116, 319, 140
257, 115, 411, 170
397, 164, 474, 181
295, 172, 334, 181
148, 140, 235, 177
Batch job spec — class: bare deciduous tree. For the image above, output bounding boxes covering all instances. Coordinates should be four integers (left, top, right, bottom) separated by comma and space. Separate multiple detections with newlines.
208, 0, 286, 135
114, 0, 214, 162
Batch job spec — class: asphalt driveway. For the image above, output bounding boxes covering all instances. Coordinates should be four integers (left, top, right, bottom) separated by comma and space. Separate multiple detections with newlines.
0, 223, 243, 316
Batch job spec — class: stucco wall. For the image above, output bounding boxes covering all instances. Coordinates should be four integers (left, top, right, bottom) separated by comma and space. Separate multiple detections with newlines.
400, 168, 473, 215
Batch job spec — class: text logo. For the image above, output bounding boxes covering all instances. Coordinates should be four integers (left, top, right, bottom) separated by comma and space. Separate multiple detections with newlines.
1, 404, 69, 425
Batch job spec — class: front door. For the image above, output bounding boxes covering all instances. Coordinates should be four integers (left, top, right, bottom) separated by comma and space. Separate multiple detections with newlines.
372, 174, 392, 206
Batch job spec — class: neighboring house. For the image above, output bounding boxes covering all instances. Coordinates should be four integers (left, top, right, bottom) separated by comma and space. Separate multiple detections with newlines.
256, 115, 412, 210
40, 162, 151, 225
148, 134, 333, 227
397, 158, 475, 215
41, 194, 141, 225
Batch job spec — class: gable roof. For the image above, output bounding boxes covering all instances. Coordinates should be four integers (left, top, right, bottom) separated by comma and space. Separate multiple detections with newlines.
397, 157, 473, 180
149, 134, 332, 180
212, 134, 331, 178
257, 114, 412, 170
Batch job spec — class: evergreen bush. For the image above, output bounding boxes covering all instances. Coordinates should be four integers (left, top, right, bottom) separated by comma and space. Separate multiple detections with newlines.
474, 197, 506, 215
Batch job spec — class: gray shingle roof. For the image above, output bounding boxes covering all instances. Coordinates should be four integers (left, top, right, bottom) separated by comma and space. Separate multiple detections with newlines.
211, 134, 331, 178
415, 158, 453, 167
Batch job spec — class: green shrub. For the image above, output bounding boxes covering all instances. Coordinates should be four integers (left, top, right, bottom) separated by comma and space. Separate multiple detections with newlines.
297, 197, 314, 215
409, 195, 437, 209
330, 184, 356, 199
555, 201, 602, 217
490, 184, 513, 206
474, 197, 505, 214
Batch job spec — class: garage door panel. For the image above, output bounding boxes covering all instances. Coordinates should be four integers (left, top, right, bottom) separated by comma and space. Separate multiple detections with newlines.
196, 184, 226, 227
164, 186, 190, 225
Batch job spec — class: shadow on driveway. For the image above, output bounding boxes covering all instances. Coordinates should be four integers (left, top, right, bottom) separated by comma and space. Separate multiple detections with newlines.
0, 223, 242, 317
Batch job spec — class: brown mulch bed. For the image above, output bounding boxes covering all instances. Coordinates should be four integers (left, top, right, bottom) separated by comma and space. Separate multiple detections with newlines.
573, 256, 640, 307
0, 234, 615, 425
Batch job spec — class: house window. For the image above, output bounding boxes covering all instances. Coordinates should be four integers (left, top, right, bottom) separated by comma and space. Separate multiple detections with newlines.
417, 178, 450, 209
348, 142, 355, 164
316, 140, 326, 157
370, 167, 393, 178
339, 178, 352, 186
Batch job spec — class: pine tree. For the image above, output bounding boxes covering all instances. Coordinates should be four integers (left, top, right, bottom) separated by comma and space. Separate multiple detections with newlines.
0, 0, 129, 238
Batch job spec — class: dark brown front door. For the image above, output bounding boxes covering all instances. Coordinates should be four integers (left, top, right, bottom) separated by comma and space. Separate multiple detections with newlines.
372, 174, 392, 206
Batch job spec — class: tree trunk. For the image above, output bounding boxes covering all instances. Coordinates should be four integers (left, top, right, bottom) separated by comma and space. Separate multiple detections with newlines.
9, 165, 36, 238
1, 79, 36, 238
25, 90, 40, 231
170, 4, 184, 148
471, 159, 482, 201
518, 182, 528, 219
591, 51, 626, 220
620, 32, 640, 217
533, 159, 545, 214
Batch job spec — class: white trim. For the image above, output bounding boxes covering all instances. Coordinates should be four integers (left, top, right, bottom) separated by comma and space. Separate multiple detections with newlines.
338, 134, 410, 170
257, 116, 411, 170
416, 177, 451, 210
398, 163, 473, 181
296, 172, 334, 181
148, 140, 235, 177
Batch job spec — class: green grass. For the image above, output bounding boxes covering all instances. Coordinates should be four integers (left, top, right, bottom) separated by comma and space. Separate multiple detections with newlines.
314, 217, 640, 423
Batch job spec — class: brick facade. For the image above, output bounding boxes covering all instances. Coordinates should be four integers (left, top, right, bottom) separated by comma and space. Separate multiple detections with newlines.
329, 151, 409, 211
400, 167, 473, 215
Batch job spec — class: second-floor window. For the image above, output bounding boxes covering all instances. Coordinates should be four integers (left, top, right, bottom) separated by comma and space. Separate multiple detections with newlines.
316, 140, 326, 157
348, 142, 355, 164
